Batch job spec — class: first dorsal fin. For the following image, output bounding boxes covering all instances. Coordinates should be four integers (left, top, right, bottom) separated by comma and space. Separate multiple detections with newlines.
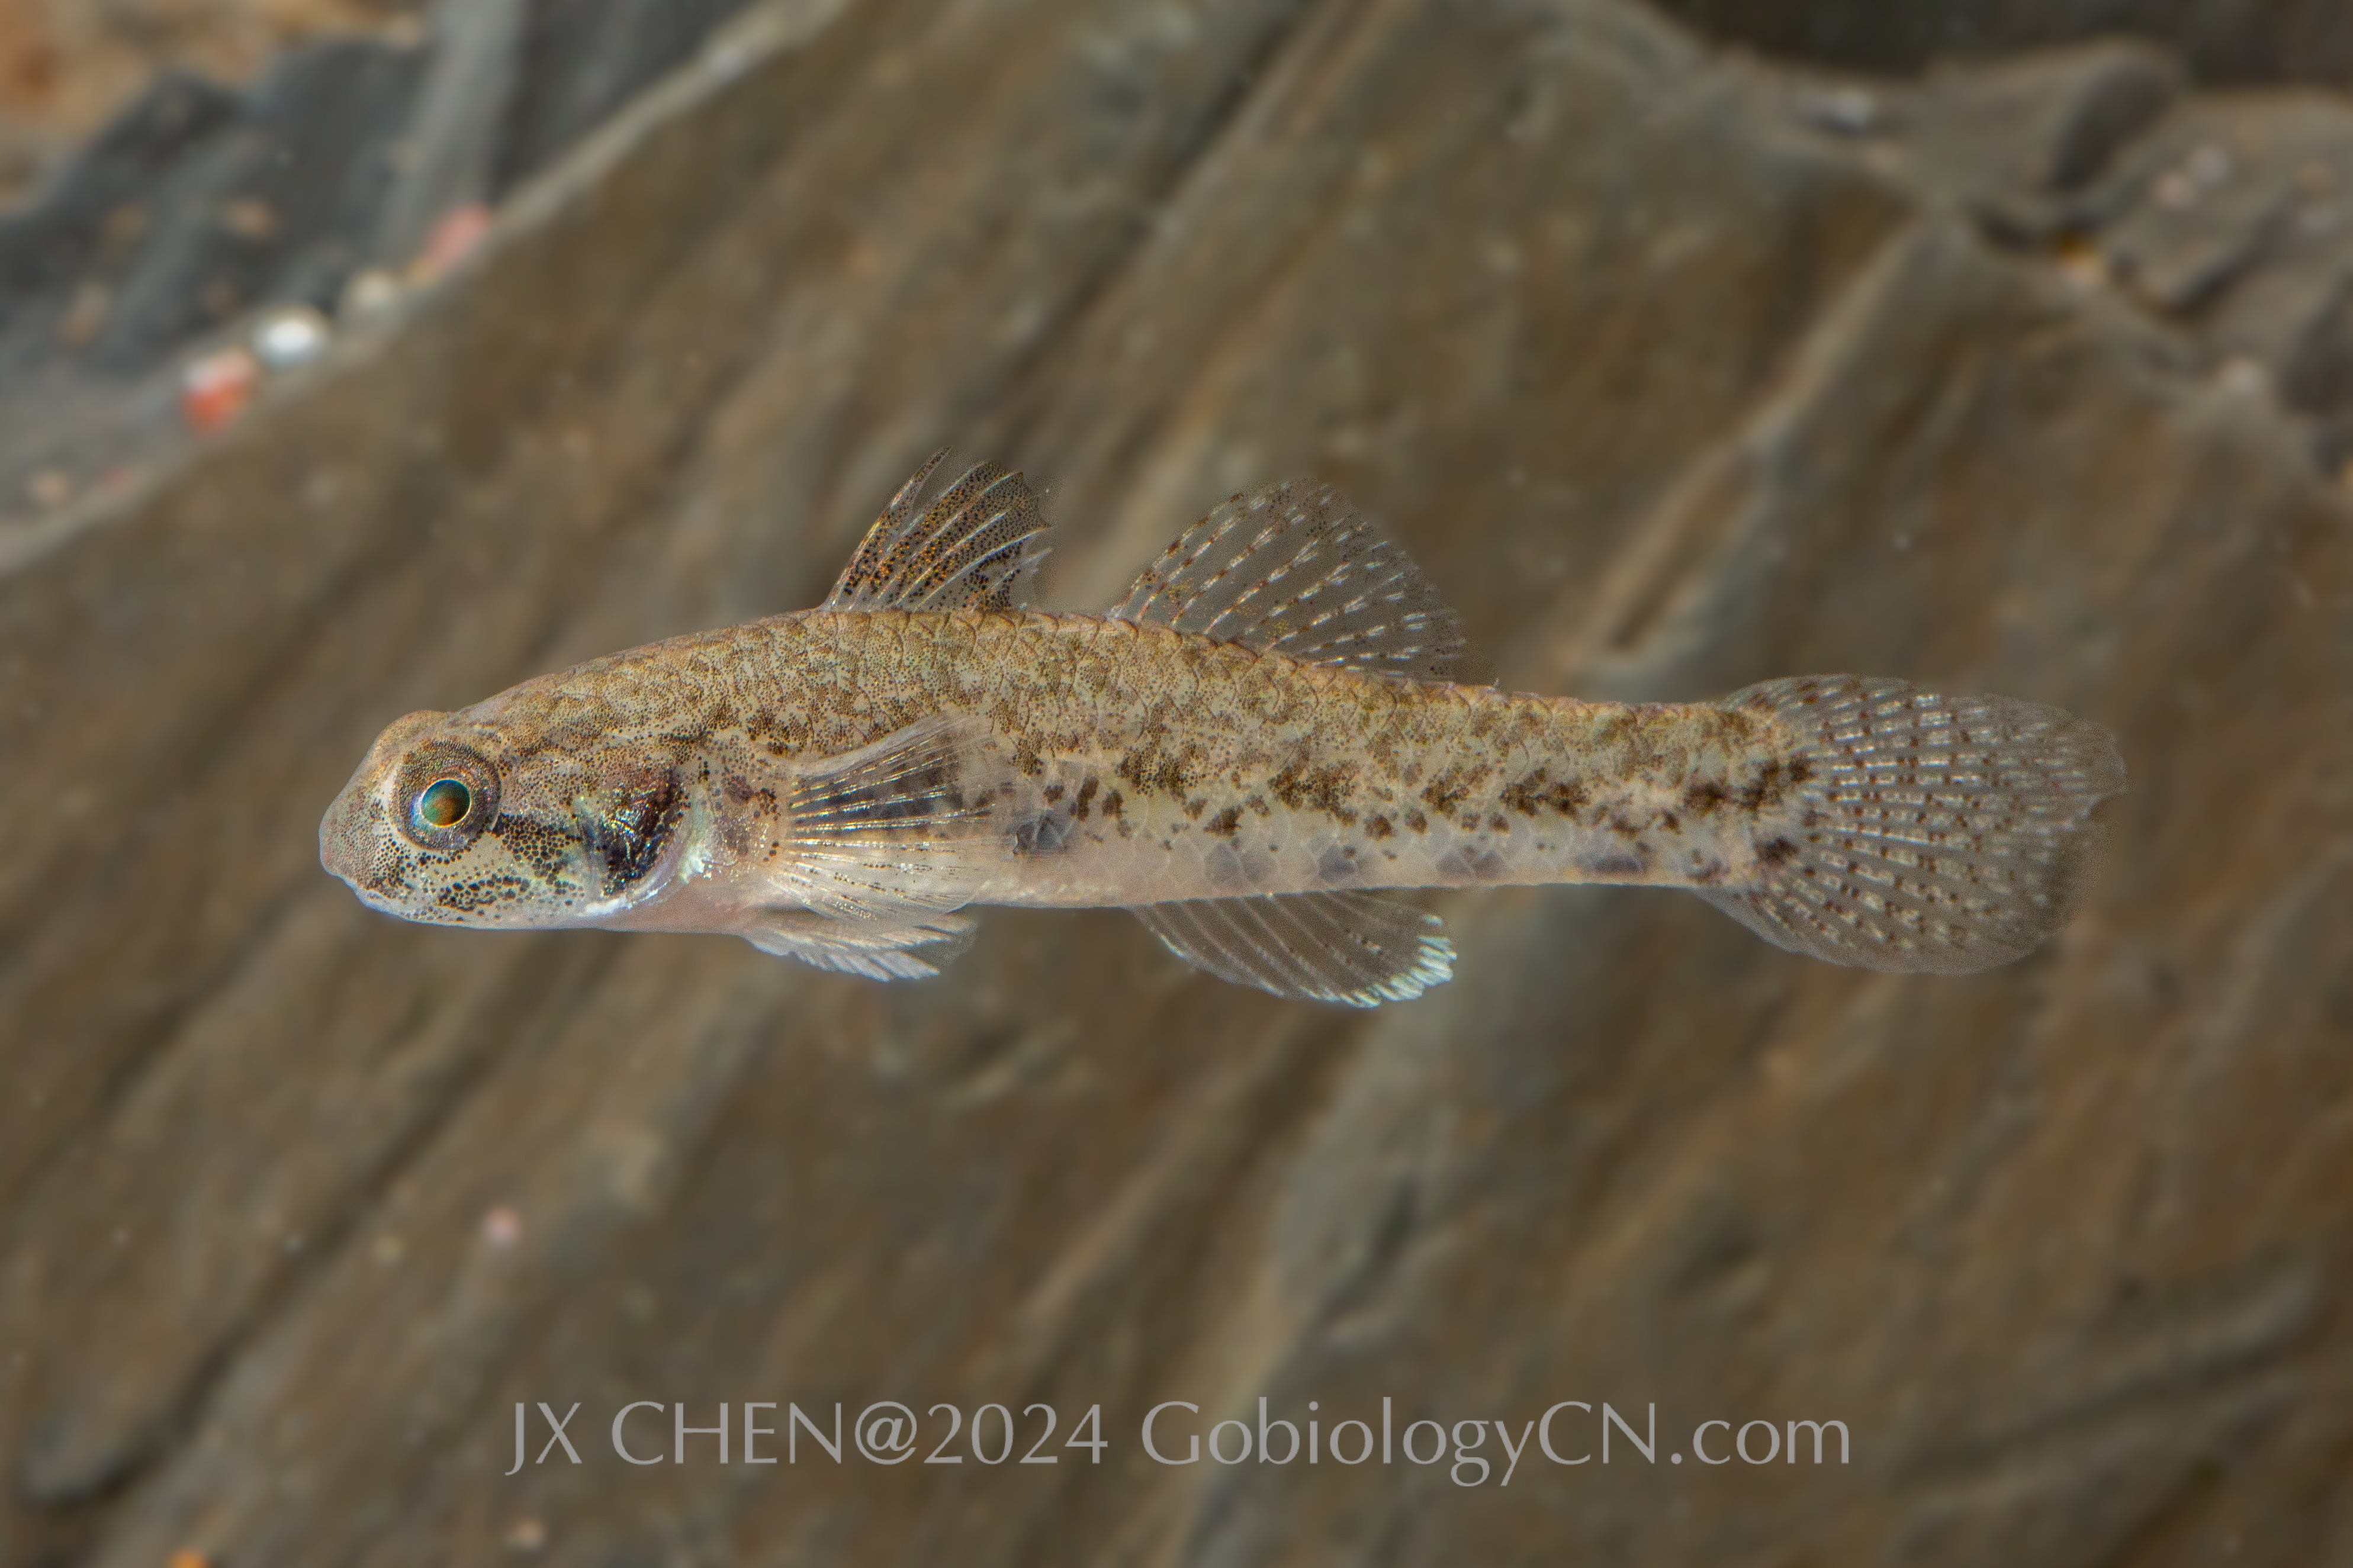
1108, 481, 1489, 684
824, 450, 1051, 612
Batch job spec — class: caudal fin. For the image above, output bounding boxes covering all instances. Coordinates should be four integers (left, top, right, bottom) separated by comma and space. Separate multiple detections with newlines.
1700, 675, 2126, 975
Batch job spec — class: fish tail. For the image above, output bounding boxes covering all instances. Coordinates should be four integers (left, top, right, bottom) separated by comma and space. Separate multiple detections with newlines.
1699, 675, 2126, 974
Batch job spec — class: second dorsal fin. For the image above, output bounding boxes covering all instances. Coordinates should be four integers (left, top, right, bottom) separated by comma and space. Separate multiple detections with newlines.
1108, 481, 1489, 684
824, 451, 1052, 612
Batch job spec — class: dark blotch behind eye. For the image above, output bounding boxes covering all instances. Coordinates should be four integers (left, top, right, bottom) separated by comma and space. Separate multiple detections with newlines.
581, 766, 683, 896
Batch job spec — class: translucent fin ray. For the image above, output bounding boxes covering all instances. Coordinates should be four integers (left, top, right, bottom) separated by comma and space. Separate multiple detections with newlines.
1109, 481, 1489, 684
768, 715, 1010, 922
1135, 890, 1455, 1006
823, 450, 1051, 613
1701, 675, 2127, 974
742, 908, 978, 981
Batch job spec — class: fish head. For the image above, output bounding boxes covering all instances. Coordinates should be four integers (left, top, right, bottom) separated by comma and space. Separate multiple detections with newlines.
320, 704, 690, 929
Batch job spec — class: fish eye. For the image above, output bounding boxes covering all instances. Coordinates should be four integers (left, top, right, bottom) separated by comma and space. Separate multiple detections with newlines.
416, 778, 471, 829
393, 743, 500, 851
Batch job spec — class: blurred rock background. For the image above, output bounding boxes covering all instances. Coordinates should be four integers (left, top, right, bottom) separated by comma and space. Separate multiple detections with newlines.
1, 1, 2349, 1564
0, 0, 420, 207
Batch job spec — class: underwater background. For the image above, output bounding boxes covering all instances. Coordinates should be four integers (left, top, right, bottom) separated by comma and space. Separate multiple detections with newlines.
1, 1, 2348, 1562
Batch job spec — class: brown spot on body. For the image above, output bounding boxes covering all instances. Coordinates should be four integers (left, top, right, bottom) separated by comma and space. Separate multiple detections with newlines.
1504, 771, 1590, 817
1420, 769, 1470, 816
1183, 797, 1207, 820
1406, 810, 1429, 833
1272, 757, 1359, 822
1759, 837, 1798, 867
1366, 814, 1393, 839
1043, 783, 1065, 804
1073, 777, 1100, 819
1118, 746, 1191, 799
1714, 756, 1814, 815
1102, 788, 1123, 819
1205, 806, 1243, 838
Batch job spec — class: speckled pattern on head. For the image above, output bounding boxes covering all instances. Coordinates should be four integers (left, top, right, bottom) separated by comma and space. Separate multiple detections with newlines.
322, 456, 2127, 1004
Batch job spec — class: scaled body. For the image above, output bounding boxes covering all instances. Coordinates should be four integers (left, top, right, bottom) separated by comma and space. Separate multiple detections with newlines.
322, 456, 2126, 1004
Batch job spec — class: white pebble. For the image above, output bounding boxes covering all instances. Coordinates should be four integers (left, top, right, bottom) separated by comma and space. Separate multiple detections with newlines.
252, 305, 332, 369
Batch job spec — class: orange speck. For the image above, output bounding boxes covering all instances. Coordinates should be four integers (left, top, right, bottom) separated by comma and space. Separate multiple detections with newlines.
180, 347, 258, 433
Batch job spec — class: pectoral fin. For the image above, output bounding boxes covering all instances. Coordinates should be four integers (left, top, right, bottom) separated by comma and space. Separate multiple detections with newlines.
1134, 890, 1454, 1006
734, 713, 1008, 980
770, 714, 1012, 922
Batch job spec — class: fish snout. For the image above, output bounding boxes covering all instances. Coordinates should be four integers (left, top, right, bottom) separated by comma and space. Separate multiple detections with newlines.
320, 710, 452, 895
318, 776, 384, 893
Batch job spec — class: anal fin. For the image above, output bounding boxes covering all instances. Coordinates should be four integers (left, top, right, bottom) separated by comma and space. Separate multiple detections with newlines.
1134, 890, 1454, 1006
